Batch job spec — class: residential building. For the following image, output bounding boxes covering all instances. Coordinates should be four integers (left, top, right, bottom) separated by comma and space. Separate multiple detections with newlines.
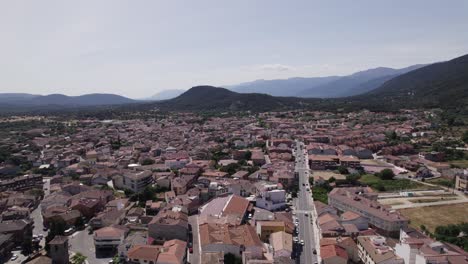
395, 228, 468, 264
94, 226, 128, 250
148, 207, 189, 243
255, 183, 286, 211
256, 221, 286, 241
269, 231, 292, 258
0, 174, 43, 192
49, 236, 69, 264
199, 223, 263, 259
328, 188, 408, 236
357, 236, 404, 264
321, 244, 348, 264
198, 194, 249, 226
121, 170, 153, 193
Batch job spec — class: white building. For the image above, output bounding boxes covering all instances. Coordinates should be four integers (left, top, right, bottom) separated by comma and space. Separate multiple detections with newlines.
94, 226, 127, 249
255, 183, 286, 211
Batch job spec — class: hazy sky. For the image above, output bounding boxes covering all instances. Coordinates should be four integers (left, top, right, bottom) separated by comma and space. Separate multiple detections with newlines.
1, 1, 468, 98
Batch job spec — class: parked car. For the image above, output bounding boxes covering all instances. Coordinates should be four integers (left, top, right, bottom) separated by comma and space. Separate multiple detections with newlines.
64, 227, 76, 235
10, 254, 18, 261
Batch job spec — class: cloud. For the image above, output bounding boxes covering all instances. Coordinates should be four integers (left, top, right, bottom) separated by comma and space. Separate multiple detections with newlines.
255, 64, 295, 72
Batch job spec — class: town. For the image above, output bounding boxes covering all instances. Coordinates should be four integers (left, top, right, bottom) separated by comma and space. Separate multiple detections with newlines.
0, 109, 467, 264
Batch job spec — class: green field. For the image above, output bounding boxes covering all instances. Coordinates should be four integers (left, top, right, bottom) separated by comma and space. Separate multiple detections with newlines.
426, 177, 455, 188
359, 174, 431, 192
312, 186, 330, 204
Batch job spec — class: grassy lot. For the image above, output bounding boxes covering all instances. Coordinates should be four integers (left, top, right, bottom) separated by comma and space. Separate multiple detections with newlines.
312, 186, 330, 204
450, 159, 468, 168
399, 203, 468, 232
359, 174, 430, 192
426, 177, 455, 188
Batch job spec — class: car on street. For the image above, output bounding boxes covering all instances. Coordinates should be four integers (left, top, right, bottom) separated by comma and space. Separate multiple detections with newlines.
64, 227, 76, 235
300, 240, 304, 245
313, 249, 317, 254
305, 213, 309, 217
10, 254, 18, 261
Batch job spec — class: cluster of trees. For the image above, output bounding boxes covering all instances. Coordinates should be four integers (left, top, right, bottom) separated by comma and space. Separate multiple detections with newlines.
375, 169, 395, 180
126, 185, 169, 205
421, 223, 468, 251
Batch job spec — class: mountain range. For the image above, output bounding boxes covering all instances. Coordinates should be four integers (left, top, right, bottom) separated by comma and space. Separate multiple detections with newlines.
156, 54, 467, 113
0, 53, 466, 114
0, 93, 135, 107
227, 64, 426, 97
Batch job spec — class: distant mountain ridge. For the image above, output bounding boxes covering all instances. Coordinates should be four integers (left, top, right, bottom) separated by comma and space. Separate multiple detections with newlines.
148, 89, 185, 100
354, 54, 468, 110
226, 64, 426, 98
0, 93, 135, 107
228, 76, 340, 97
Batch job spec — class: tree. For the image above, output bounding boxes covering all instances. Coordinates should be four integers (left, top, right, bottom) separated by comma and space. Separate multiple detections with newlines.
224, 253, 242, 264
337, 166, 349, 175
45, 219, 66, 253
244, 150, 252, 160
463, 130, 468, 144
141, 158, 155, 165
328, 177, 336, 183
71, 252, 87, 264
346, 173, 361, 185
377, 169, 395, 180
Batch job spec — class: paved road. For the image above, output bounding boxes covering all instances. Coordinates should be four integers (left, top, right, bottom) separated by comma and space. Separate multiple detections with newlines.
293, 141, 320, 264
6, 178, 51, 264
188, 215, 200, 264
69, 229, 112, 264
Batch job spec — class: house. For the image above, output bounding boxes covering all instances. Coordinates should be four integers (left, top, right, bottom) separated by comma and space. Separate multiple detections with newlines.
321, 237, 360, 263
117, 231, 147, 261
94, 226, 129, 250
198, 194, 249, 226
0, 219, 33, 249
357, 236, 404, 264
157, 239, 187, 264
254, 183, 286, 212
251, 151, 266, 166
48, 236, 69, 264
69, 197, 101, 219
148, 207, 189, 243
395, 228, 468, 264
89, 209, 126, 229
120, 170, 153, 193
269, 231, 292, 258
256, 221, 286, 241
199, 223, 263, 259
127, 245, 161, 264
0, 234, 15, 263
321, 244, 348, 264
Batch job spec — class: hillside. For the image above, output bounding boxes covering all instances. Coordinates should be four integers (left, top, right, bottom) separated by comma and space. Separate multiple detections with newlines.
226, 65, 425, 98
299, 64, 426, 98
353, 54, 468, 111
158, 86, 317, 112
0, 93, 135, 107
